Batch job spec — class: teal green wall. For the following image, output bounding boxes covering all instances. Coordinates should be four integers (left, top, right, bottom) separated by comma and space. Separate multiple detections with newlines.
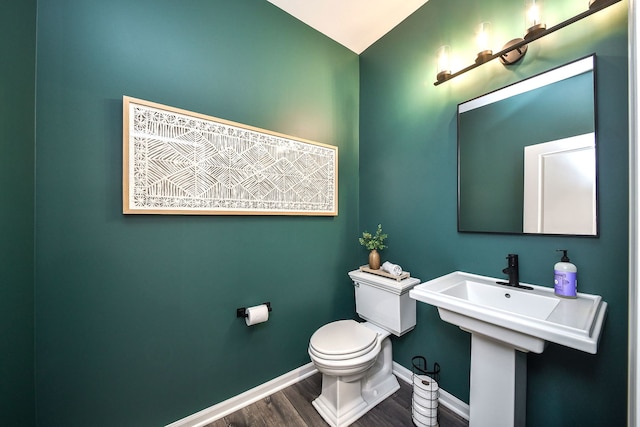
34, 1, 359, 426
0, 0, 36, 425
360, 0, 628, 425
4, 0, 631, 426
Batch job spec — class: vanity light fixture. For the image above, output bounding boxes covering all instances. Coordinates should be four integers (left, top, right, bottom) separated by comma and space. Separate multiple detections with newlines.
434, 0, 621, 85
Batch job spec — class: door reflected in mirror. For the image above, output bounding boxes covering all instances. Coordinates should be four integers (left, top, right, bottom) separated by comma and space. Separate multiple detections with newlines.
457, 55, 597, 236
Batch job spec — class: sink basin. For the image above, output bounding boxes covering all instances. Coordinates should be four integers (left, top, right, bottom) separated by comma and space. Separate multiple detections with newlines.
409, 271, 607, 354
441, 279, 559, 320
410, 271, 608, 426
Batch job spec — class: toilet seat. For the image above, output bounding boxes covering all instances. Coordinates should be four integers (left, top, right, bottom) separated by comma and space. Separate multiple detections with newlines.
309, 320, 379, 361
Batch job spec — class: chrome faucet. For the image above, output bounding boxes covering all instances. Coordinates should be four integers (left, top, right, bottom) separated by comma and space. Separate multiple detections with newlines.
496, 254, 533, 290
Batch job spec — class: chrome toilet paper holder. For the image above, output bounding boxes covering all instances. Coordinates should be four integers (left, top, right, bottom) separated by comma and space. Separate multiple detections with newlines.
237, 302, 272, 318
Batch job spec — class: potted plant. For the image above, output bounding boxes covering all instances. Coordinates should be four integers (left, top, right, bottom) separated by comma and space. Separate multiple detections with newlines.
359, 224, 387, 270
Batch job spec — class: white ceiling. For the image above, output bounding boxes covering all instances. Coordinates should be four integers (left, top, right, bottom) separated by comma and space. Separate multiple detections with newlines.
266, 0, 430, 54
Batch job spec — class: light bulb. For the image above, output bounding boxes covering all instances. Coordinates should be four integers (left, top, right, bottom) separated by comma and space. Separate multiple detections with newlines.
525, 0, 546, 39
476, 22, 492, 52
475, 22, 493, 64
436, 45, 451, 82
527, 2, 541, 25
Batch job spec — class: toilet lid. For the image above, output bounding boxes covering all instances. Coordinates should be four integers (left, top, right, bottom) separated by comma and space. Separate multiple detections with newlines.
309, 320, 378, 360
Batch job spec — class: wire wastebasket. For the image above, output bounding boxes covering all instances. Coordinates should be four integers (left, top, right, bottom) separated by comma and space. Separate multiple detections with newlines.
411, 356, 440, 427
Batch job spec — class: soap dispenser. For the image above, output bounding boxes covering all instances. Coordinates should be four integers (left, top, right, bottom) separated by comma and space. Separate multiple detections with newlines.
554, 249, 577, 298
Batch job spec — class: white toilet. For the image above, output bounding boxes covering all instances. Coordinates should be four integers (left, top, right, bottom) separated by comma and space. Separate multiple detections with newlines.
308, 269, 421, 427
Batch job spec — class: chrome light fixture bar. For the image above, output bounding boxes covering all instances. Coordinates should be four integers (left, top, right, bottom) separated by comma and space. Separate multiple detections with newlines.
434, 0, 621, 86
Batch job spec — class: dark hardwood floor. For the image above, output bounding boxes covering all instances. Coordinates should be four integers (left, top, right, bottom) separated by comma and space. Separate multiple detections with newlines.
204, 373, 468, 427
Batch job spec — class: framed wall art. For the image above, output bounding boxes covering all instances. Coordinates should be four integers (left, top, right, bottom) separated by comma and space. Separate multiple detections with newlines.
123, 96, 338, 215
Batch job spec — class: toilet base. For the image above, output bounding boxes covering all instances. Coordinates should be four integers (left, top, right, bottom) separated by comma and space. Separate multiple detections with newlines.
312, 373, 399, 427
311, 335, 399, 427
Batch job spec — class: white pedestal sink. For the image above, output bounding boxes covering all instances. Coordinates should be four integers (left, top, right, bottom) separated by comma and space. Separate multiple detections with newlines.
409, 271, 607, 427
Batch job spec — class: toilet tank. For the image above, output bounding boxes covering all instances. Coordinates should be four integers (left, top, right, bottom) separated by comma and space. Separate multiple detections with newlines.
348, 269, 421, 336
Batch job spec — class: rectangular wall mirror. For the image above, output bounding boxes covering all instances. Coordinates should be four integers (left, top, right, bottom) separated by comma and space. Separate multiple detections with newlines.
457, 55, 597, 236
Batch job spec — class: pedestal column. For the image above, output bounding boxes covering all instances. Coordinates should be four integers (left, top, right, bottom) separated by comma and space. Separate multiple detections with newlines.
469, 334, 527, 427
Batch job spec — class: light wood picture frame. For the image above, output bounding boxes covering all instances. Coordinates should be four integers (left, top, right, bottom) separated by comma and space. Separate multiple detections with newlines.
123, 96, 338, 215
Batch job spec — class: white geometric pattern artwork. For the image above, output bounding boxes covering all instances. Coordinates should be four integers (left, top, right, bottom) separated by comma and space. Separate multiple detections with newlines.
123, 97, 338, 215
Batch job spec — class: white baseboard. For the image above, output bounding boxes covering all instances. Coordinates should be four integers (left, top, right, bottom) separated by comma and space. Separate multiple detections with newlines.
166, 361, 470, 427
165, 363, 318, 427
392, 361, 470, 421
